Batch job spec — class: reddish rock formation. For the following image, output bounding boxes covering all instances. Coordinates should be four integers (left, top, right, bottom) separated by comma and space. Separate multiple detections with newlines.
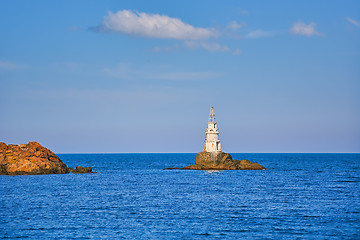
0, 142, 94, 175
68, 166, 94, 174
166, 151, 265, 170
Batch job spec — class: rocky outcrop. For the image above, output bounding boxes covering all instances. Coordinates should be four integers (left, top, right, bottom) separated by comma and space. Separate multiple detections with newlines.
0, 142, 94, 175
167, 151, 265, 170
68, 166, 94, 174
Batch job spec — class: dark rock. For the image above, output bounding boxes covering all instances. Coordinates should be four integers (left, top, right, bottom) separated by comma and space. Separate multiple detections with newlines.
179, 151, 265, 170
69, 166, 95, 174
164, 167, 180, 170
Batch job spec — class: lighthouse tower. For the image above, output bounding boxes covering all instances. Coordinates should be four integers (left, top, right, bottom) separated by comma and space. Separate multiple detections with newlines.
204, 106, 222, 153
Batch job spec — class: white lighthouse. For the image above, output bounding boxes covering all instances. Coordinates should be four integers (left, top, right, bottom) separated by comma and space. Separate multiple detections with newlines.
204, 106, 222, 153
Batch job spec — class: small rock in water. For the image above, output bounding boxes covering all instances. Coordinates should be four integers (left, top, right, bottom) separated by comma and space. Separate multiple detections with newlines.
69, 166, 95, 174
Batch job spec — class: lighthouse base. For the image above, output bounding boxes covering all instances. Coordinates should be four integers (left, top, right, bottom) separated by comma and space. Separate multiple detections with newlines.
181, 151, 265, 170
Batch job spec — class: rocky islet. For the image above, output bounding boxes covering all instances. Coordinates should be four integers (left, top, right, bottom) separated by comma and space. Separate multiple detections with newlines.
183, 151, 265, 170
0, 141, 94, 175
167, 151, 265, 170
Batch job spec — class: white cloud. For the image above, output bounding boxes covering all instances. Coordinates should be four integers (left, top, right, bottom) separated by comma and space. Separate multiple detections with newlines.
244, 30, 273, 39
227, 21, 247, 30
346, 17, 360, 27
97, 10, 217, 40
184, 41, 230, 52
290, 22, 322, 37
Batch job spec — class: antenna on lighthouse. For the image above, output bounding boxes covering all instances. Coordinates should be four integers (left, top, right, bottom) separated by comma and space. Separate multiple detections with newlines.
209, 106, 216, 122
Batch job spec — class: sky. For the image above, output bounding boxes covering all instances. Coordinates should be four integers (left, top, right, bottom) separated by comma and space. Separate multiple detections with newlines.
1, 0, 359, 153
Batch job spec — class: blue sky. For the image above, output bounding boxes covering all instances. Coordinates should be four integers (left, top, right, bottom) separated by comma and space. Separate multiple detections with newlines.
1, 0, 359, 153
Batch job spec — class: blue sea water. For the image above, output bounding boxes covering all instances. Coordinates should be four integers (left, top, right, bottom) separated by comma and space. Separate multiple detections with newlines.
0, 153, 359, 239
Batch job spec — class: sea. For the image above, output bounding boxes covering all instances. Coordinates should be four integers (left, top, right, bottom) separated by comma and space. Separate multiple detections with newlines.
0, 153, 359, 239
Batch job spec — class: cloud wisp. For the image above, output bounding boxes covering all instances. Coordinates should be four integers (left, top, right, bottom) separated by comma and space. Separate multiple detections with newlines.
346, 17, 360, 27
227, 21, 247, 30
185, 41, 241, 55
244, 30, 273, 39
290, 22, 323, 37
0, 60, 27, 70
225, 20, 273, 40
184, 41, 230, 52
95, 10, 217, 40
150, 41, 241, 55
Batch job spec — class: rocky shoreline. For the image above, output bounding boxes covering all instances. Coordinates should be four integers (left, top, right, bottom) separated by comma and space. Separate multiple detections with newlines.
0, 142, 95, 175
166, 151, 265, 170
0, 141, 265, 174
